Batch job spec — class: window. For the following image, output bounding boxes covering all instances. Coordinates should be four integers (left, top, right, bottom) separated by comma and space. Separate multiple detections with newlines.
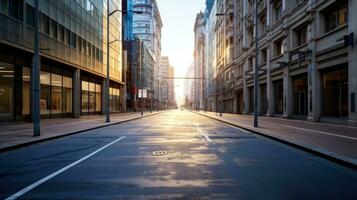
50, 19, 57, 39
259, 15, 267, 36
273, 0, 282, 22
274, 81, 283, 114
58, 24, 65, 42
65, 28, 70, 45
9, 0, 23, 21
70, 32, 77, 48
248, 56, 253, 70
0, 62, 14, 118
0, 0, 9, 15
274, 39, 284, 57
260, 48, 267, 64
40, 14, 50, 35
324, 2, 347, 33
26, 3, 34, 27
294, 25, 307, 47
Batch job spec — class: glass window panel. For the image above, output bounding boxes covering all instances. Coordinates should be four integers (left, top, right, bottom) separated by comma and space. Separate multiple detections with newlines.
63, 76, 72, 88
51, 85, 62, 114
63, 87, 72, 113
81, 81, 88, 91
89, 91, 95, 112
0, 62, 13, 117
40, 71, 51, 85
26, 3, 34, 27
51, 73, 62, 87
40, 83, 51, 115
89, 82, 95, 92
22, 67, 30, 115
0, 0, 9, 15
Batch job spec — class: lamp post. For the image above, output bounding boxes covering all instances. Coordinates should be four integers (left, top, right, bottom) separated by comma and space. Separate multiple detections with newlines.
106, 4, 143, 122
253, 0, 259, 127
32, 0, 40, 136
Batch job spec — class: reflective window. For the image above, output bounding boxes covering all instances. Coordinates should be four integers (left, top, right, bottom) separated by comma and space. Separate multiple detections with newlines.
40, 71, 51, 114
322, 68, 348, 117
22, 67, 30, 115
0, 62, 14, 118
63, 77, 72, 113
51, 74, 62, 114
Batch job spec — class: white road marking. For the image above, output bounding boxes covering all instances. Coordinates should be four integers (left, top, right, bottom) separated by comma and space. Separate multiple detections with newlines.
5, 136, 126, 200
266, 122, 357, 141
194, 123, 212, 142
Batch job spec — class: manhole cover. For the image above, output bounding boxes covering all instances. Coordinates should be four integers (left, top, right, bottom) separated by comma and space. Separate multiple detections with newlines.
152, 150, 168, 156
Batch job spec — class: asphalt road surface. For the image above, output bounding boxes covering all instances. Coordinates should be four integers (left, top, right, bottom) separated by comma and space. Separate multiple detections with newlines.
0, 110, 356, 199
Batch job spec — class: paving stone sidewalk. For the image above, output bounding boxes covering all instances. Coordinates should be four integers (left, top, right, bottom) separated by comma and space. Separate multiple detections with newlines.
193, 111, 357, 166
0, 111, 161, 151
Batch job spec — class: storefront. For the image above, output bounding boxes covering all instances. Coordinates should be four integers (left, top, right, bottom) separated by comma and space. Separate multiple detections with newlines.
293, 75, 308, 117
322, 67, 348, 118
260, 84, 267, 115
23, 66, 73, 118
236, 90, 243, 114
274, 80, 283, 114
109, 87, 121, 112
0, 62, 13, 120
81, 79, 102, 115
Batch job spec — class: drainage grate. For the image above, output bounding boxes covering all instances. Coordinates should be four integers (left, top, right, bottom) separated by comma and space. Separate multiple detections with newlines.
152, 150, 168, 156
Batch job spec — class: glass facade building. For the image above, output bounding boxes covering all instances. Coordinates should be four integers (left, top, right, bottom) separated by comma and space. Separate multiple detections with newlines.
0, 0, 124, 121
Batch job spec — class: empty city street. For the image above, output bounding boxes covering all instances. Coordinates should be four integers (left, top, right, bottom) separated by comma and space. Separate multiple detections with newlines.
0, 110, 356, 200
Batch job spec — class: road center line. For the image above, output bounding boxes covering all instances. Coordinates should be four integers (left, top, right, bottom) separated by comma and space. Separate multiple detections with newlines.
194, 123, 212, 142
5, 136, 126, 200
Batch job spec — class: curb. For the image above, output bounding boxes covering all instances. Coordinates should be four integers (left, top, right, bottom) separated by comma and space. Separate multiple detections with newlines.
0, 112, 163, 153
192, 111, 357, 170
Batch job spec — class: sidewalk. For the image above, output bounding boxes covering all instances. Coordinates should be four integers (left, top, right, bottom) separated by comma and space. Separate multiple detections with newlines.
0, 111, 161, 152
193, 111, 357, 167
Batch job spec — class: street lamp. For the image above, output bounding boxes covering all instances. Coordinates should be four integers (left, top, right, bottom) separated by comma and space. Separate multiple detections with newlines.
32, 0, 40, 136
106, 4, 143, 123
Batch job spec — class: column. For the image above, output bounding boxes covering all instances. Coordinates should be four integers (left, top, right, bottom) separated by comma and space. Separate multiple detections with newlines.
243, 61, 250, 114
348, 0, 357, 126
307, 6, 320, 122
72, 68, 81, 118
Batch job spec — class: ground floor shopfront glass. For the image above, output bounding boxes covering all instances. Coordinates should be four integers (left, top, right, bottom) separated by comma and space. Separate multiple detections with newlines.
81, 80, 101, 115
110, 87, 121, 112
322, 67, 348, 118
0, 62, 13, 120
274, 80, 283, 114
293, 75, 308, 117
22, 67, 73, 118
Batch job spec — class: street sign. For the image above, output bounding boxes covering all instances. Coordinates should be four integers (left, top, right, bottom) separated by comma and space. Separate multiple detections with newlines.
138, 89, 147, 98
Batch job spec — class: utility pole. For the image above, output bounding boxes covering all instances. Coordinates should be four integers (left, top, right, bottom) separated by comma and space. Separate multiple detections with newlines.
140, 41, 144, 116
106, 0, 111, 123
151, 72, 153, 113
32, 0, 40, 136
253, 0, 259, 127
220, 73, 223, 117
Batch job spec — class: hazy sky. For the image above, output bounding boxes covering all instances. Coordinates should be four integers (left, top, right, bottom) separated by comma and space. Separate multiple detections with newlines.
156, 0, 205, 104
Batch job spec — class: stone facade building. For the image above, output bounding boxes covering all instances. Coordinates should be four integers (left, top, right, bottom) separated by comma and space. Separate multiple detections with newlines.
197, 0, 357, 126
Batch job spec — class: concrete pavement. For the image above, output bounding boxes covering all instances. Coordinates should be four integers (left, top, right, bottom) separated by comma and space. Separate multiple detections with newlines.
192, 110, 357, 167
0, 111, 162, 152
0, 110, 356, 199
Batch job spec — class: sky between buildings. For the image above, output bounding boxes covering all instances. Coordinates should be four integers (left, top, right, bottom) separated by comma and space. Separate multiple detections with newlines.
156, 0, 205, 105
